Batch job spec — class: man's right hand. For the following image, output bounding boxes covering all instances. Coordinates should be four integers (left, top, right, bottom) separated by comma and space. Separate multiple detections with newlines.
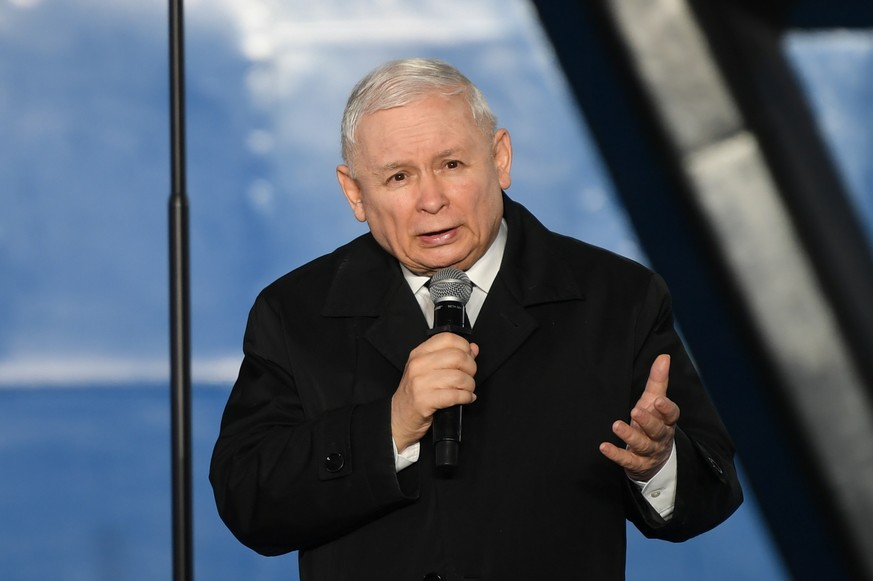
391, 333, 479, 452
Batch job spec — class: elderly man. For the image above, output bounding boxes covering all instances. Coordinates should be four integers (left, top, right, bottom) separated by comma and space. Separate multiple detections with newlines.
210, 58, 742, 580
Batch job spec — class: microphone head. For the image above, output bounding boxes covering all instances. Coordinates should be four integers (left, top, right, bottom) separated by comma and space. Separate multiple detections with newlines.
429, 267, 473, 306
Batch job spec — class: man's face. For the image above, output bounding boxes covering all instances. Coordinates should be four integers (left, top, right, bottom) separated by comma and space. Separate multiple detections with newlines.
337, 94, 512, 276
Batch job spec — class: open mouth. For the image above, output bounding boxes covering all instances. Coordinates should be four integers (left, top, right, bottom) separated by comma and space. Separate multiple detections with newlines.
419, 227, 457, 244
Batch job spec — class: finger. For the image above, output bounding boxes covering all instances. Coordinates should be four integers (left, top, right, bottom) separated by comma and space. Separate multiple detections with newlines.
398, 369, 477, 415
610, 420, 659, 456
653, 396, 680, 425
598, 441, 628, 466
599, 441, 648, 474
400, 363, 475, 410
643, 354, 671, 399
629, 408, 674, 443
418, 332, 473, 354
434, 380, 478, 406
605, 418, 673, 474
410, 343, 478, 377
632, 397, 679, 428
437, 367, 477, 392
429, 348, 478, 375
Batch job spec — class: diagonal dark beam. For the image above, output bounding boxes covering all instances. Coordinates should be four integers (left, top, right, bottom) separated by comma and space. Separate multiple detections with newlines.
530, 1, 873, 580
688, 0, 873, 401
710, 0, 873, 28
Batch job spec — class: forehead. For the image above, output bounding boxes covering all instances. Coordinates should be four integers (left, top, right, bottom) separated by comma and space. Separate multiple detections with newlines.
355, 95, 485, 165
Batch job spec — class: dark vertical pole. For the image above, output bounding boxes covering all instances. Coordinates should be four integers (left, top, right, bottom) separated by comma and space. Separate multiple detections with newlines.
169, 0, 193, 579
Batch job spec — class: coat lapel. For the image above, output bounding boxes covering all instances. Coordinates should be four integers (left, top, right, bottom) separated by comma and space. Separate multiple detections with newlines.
470, 277, 538, 384
472, 196, 587, 384
321, 234, 428, 372
364, 283, 429, 371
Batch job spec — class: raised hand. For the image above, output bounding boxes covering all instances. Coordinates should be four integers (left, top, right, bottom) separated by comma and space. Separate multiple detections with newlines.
599, 354, 680, 481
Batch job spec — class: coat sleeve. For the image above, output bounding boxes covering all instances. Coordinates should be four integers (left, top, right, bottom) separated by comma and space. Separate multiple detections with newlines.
209, 291, 418, 556
624, 273, 743, 540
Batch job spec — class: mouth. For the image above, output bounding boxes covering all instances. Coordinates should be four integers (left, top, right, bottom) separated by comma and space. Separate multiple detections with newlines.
418, 226, 458, 245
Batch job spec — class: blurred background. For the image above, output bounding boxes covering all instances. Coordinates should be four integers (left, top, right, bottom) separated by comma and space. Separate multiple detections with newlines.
1, 0, 871, 579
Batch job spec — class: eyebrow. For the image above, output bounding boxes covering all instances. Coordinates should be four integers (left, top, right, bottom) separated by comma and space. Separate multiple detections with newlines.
375, 148, 464, 173
435, 147, 462, 159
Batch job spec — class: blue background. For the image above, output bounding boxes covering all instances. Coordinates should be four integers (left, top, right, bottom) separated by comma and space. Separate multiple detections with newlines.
1, 0, 870, 578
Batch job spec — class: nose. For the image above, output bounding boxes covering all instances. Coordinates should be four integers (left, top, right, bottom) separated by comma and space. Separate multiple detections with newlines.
416, 171, 447, 214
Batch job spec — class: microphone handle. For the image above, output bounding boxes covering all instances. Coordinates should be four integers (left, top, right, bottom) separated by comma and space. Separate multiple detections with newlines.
433, 405, 461, 469
429, 300, 471, 472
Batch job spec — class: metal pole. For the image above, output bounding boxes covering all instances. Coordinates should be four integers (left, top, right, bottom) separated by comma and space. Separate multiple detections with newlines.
169, 0, 193, 579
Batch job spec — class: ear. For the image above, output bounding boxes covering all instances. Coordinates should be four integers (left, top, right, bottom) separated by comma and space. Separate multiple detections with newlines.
492, 129, 512, 190
336, 164, 367, 222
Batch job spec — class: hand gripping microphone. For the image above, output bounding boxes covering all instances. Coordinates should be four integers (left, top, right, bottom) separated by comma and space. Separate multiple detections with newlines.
428, 267, 473, 471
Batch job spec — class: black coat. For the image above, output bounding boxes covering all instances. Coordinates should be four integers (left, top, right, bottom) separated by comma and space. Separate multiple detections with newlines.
210, 196, 742, 580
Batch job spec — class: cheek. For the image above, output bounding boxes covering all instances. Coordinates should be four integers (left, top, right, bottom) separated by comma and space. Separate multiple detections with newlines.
471, 190, 504, 229
365, 205, 408, 243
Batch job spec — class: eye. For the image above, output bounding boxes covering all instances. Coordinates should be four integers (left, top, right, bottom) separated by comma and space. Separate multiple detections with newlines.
446, 160, 460, 169
389, 172, 407, 183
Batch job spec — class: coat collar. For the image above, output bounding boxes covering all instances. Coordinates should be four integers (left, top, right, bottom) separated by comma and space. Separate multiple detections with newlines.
472, 195, 586, 382
497, 194, 586, 307
322, 233, 405, 318
320, 195, 586, 378
321, 234, 429, 371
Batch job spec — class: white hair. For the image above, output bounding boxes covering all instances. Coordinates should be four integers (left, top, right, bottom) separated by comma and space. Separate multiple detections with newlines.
340, 58, 498, 173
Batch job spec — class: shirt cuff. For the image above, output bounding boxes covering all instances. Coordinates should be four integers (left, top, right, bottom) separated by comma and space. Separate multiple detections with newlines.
631, 440, 677, 520
392, 439, 421, 472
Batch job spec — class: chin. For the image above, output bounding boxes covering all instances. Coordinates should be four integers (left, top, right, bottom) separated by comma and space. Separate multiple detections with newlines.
415, 250, 476, 274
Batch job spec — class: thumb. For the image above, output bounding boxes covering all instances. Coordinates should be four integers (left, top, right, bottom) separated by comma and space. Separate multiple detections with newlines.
644, 354, 671, 399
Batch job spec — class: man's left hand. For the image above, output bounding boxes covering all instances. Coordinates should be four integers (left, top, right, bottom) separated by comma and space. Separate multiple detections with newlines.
599, 354, 680, 481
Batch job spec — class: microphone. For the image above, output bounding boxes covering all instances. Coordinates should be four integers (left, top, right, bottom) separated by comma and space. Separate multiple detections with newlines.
428, 267, 473, 471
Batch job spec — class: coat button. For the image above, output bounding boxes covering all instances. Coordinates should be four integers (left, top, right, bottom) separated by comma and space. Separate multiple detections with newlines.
422, 574, 443, 581
324, 452, 344, 472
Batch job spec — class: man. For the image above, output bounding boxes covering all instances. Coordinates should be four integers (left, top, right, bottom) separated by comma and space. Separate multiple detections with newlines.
210, 58, 742, 580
